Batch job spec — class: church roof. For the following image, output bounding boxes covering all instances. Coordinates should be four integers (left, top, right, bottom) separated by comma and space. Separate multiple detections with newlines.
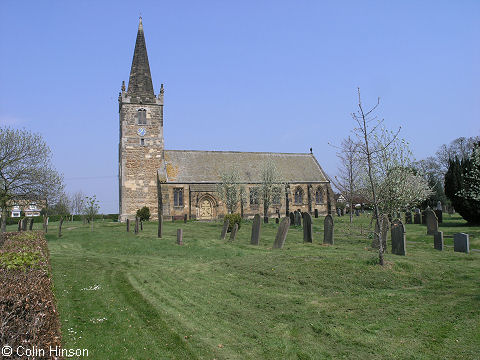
160, 150, 330, 184
127, 17, 156, 103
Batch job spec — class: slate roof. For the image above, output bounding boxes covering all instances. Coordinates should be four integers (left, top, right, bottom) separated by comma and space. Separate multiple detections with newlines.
160, 150, 330, 184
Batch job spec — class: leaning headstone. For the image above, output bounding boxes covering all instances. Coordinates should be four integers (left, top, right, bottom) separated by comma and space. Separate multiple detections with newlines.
303, 212, 313, 243
220, 219, 229, 240
391, 220, 406, 256
29, 218, 34, 231
425, 209, 438, 235
126, 219, 130, 232
250, 214, 261, 245
294, 211, 302, 226
184, 214, 187, 223
289, 212, 295, 226
414, 212, 421, 224
58, 217, 64, 238
434, 209, 443, 224
176, 229, 183, 245
273, 217, 290, 249
380, 214, 390, 253
314, 209, 318, 218
229, 223, 238, 241
323, 215, 334, 245
434, 231, 444, 251
453, 233, 469, 253
405, 211, 412, 224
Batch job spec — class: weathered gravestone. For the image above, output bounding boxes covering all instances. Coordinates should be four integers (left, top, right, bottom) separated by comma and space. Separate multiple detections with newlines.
126, 219, 130, 232
434, 231, 444, 251
184, 214, 187, 223
453, 233, 469, 253
405, 211, 413, 224
314, 209, 318, 218
425, 209, 438, 235
250, 214, 261, 245
289, 212, 295, 226
391, 219, 406, 256
434, 209, 443, 224
273, 217, 290, 249
323, 214, 334, 245
220, 218, 229, 240
176, 229, 183, 245
229, 223, 238, 241
303, 212, 313, 243
294, 211, 302, 226
336, 208, 341, 217
414, 212, 421, 224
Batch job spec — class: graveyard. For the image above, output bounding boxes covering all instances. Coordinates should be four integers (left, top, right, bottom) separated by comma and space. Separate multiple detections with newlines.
6, 212, 477, 359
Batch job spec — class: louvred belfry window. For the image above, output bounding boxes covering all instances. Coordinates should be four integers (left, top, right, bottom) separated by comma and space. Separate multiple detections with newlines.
137, 109, 147, 125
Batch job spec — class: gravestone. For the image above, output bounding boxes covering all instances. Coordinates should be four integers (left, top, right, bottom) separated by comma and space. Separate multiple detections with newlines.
134, 217, 139, 235
323, 214, 334, 245
314, 209, 318, 218
29, 218, 34, 231
436, 201, 443, 211
421, 211, 426, 224
184, 214, 187, 223
126, 219, 130, 232
425, 209, 438, 235
453, 233, 469, 253
380, 214, 390, 253
434, 209, 443, 223
220, 219, 229, 240
405, 211, 412, 224
58, 217, 64, 238
289, 212, 295, 226
250, 214, 261, 245
229, 223, 238, 241
294, 211, 302, 226
303, 212, 313, 243
176, 229, 183, 245
434, 231, 444, 251
414, 213, 421, 224
355, 209, 360, 217
273, 217, 290, 249
336, 208, 341, 217
391, 220, 406, 256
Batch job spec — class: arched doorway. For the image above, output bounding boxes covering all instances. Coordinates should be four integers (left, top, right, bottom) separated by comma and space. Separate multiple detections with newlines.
198, 198, 214, 220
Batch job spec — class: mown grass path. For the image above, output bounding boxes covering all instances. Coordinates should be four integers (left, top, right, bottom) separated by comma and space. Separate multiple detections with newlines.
42, 214, 480, 359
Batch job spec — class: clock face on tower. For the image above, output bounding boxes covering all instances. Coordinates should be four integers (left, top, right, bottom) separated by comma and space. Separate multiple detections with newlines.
137, 128, 147, 137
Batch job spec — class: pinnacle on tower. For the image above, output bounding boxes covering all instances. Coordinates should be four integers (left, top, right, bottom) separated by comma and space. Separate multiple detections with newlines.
127, 17, 155, 103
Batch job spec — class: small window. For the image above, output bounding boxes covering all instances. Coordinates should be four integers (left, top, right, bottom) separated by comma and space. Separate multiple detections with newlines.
140, 138, 145, 146
249, 187, 259, 205
137, 109, 147, 125
294, 187, 304, 205
315, 187, 324, 204
174, 188, 183, 207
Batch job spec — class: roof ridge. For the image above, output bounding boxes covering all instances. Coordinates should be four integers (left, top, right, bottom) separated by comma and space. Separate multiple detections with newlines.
164, 149, 312, 155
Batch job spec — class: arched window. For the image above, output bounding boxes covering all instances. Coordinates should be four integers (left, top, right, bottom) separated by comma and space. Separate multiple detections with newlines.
272, 186, 282, 205
137, 109, 147, 125
315, 187, 324, 204
250, 187, 259, 205
294, 187, 303, 205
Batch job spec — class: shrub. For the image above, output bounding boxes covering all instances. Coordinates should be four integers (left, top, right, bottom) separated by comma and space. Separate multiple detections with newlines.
224, 213, 241, 232
136, 207, 151, 221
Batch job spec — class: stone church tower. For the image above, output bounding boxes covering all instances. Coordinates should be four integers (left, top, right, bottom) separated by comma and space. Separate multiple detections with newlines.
118, 18, 164, 221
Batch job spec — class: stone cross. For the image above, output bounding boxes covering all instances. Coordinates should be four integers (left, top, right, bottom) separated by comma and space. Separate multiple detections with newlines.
229, 223, 238, 241
273, 217, 290, 249
250, 214, 261, 245
323, 214, 334, 245
176, 229, 183, 245
434, 231, 444, 251
220, 219, 229, 240
303, 212, 313, 243
453, 233, 469, 253
425, 209, 438, 235
391, 219, 406, 256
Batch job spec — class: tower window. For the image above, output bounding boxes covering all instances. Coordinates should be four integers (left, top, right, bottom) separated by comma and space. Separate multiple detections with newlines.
140, 138, 145, 146
137, 109, 147, 125
174, 188, 183, 207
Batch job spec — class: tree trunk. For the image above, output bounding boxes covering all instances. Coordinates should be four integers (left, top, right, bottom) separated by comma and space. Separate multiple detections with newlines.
0, 208, 7, 233
91, 218, 94, 232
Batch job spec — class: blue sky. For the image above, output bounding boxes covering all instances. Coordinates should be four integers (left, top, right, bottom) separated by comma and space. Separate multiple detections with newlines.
1, 1, 479, 213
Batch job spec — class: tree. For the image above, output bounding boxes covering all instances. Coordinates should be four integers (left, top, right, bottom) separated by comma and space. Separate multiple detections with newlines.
83, 195, 100, 231
0, 127, 64, 232
50, 192, 71, 217
332, 136, 363, 223
136, 206, 151, 221
260, 160, 282, 223
216, 166, 241, 214
70, 191, 85, 216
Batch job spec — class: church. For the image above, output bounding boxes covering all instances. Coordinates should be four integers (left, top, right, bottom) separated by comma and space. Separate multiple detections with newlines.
118, 18, 335, 221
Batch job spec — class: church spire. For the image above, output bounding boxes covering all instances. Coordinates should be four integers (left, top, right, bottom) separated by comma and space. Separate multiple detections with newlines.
127, 17, 155, 103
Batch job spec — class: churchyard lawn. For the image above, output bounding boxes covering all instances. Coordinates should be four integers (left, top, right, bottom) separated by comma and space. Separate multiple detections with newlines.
12, 213, 479, 359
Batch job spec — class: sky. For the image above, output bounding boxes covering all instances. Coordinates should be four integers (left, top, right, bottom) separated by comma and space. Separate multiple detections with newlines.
0, 0, 479, 213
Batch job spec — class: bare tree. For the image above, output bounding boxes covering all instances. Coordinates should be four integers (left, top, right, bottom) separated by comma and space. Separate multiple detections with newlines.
83, 195, 100, 232
216, 166, 241, 214
0, 127, 63, 232
260, 160, 283, 223
71, 190, 85, 217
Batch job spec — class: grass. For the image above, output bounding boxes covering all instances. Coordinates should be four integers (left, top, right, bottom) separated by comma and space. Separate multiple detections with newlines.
12, 213, 479, 359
